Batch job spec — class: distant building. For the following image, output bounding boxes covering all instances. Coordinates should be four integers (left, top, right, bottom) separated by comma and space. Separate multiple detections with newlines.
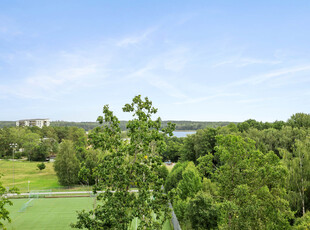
16, 119, 50, 128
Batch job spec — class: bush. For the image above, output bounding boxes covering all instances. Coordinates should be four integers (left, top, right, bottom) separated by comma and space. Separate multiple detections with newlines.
37, 162, 46, 171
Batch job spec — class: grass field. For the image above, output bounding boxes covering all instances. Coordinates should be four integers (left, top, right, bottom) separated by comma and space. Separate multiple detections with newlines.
0, 160, 91, 192
3, 197, 172, 230
0, 160, 171, 192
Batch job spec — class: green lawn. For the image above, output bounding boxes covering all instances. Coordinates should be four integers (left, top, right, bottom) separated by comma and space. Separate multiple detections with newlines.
3, 197, 94, 230
0, 160, 91, 192
3, 197, 172, 230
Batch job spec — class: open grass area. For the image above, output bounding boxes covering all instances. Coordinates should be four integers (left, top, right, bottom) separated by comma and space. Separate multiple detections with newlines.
0, 160, 91, 192
4, 197, 94, 230
4, 197, 172, 230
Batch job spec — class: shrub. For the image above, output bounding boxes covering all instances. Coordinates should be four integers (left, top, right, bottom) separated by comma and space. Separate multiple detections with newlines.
37, 162, 46, 171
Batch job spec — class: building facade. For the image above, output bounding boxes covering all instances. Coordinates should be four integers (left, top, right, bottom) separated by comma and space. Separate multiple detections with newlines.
16, 119, 50, 128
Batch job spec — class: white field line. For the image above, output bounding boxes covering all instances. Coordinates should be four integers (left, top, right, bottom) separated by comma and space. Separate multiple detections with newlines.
6, 190, 143, 197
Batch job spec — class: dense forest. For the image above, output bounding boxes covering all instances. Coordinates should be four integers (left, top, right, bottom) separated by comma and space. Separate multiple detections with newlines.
1, 111, 310, 229
163, 112, 310, 229
0, 120, 235, 131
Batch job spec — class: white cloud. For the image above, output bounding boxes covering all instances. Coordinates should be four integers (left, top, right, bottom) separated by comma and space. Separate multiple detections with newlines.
0, 50, 103, 100
237, 98, 265, 104
175, 93, 240, 105
235, 65, 310, 86
116, 27, 157, 47
213, 56, 281, 68
163, 47, 189, 72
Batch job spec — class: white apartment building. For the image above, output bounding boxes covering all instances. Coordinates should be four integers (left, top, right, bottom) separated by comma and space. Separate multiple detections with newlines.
16, 119, 50, 128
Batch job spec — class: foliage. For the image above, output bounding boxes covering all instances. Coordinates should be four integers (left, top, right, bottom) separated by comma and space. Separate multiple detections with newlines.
0, 175, 18, 230
30, 139, 55, 161
37, 162, 46, 171
186, 191, 219, 230
165, 161, 189, 193
180, 128, 217, 164
73, 95, 175, 229
54, 140, 80, 186
0, 175, 12, 230
157, 165, 169, 181
282, 137, 310, 217
294, 211, 310, 229
171, 162, 203, 224
162, 136, 184, 162
214, 135, 293, 229
78, 149, 101, 186
197, 153, 215, 178
288, 113, 310, 128
176, 162, 202, 200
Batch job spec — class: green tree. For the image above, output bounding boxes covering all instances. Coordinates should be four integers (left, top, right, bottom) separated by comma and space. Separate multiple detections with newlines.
186, 191, 219, 230
214, 135, 293, 229
31, 140, 50, 161
162, 136, 184, 162
0, 176, 11, 230
78, 149, 101, 186
282, 137, 310, 217
23, 132, 41, 160
288, 113, 310, 128
73, 95, 175, 230
181, 128, 217, 164
172, 162, 203, 224
177, 162, 202, 200
165, 161, 189, 193
0, 176, 18, 230
54, 140, 80, 186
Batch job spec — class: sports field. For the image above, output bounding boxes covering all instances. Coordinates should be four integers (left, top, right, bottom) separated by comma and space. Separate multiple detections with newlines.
4, 197, 173, 230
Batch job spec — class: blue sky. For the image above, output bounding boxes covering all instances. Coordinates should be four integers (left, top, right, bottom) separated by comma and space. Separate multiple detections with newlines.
0, 1, 309, 122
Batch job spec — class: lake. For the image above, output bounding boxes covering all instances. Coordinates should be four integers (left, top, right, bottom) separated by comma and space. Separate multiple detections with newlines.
172, 131, 196, 138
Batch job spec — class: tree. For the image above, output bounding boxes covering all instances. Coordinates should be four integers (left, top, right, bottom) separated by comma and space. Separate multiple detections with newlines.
213, 135, 293, 229
73, 95, 175, 229
54, 140, 80, 186
282, 137, 310, 217
0, 176, 18, 230
288, 113, 310, 128
31, 140, 50, 161
186, 191, 219, 230
172, 162, 203, 224
181, 128, 217, 164
162, 136, 184, 162
165, 161, 189, 193
0, 176, 11, 230
78, 149, 101, 186
177, 162, 202, 200
22, 132, 41, 160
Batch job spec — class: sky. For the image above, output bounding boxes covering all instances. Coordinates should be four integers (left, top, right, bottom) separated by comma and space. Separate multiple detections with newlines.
0, 0, 310, 122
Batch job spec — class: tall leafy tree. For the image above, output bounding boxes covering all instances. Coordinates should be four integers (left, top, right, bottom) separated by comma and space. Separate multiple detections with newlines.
214, 135, 293, 229
282, 137, 310, 216
73, 95, 175, 229
288, 113, 310, 128
181, 128, 217, 164
54, 140, 80, 186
